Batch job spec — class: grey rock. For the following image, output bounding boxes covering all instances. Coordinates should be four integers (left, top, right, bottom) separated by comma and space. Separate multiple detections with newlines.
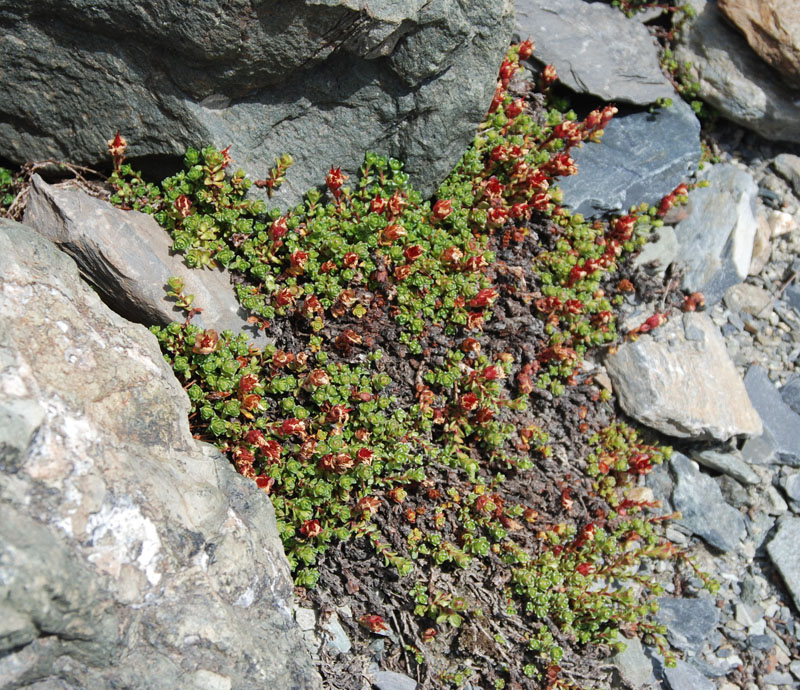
0, 219, 320, 689
764, 485, 790, 516
774, 153, 800, 196
372, 670, 419, 690
609, 635, 657, 688
749, 211, 772, 276
663, 658, 716, 690
634, 225, 679, 276
723, 283, 773, 318
781, 376, 800, 416
673, 164, 759, 304
782, 470, 800, 503
767, 516, 800, 613
762, 671, 795, 685
23, 175, 266, 341
0, 398, 45, 474
0, 0, 514, 207
558, 99, 700, 218
741, 424, 778, 465
691, 448, 760, 485
744, 365, 800, 466
716, 475, 752, 509
656, 595, 720, 655
786, 282, 800, 315
748, 634, 774, 651
670, 453, 747, 552
515, 0, 675, 105
604, 312, 762, 441
320, 613, 352, 654
674, 0, 800, 144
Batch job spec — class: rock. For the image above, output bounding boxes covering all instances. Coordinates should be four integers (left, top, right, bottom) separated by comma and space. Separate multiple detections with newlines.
748, 211, 772, 275
773, 153, 800, 196
718, 0, 800, 89
0, 1, 513, 206
673, 164, 758, 304
690, 448, 760, 485
786, 282, 800, 315
673, 0, 800, 144
22, 175, 265, 340
744, 365, 800, 465
372, 670, 420, 690
782, 470, 800, 502
768, 209, 798, 237
320, 612, 352, 654
741, 425, 778, 465
609, 635, 657, 688
767, 516, 800, 613
515, 0, 675, 105
662, 658, 716, 690
604, 312, 762, 442
0, 219, 319, 689
557, 99, 701, 218
670, 453, 747, 552
781, 376, 800, 415
724, 283, 773, 318
633, 224, 679, 276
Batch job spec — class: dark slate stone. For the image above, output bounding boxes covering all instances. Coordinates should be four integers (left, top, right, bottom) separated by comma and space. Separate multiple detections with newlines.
672, 163, 759, 305
656, 596, 720, 655
515, 0, 675, 105
557, 99, 701, 218
372, 670, 420, 690
670, 453, 746, 552
744, 365, 800, 466
785, 282, 800, 314
782, 376, 800, 416
767, 516, 800, 614
663, 659, 716, 690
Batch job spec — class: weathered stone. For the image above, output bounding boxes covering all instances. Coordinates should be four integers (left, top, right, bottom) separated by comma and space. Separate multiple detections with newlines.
557, 99, 701, 218
372, 670, 420, 690
22, 175, 265, 342
767, 516, 800, 613
781, 376, 800, 416
656, 594, 720, 654
604, 312, 762, 441
0, 1, 514, 207
673, 164, 758, 305
718, 0, 800, 89
663, 659, 716, 690
634, 225, 679, 276
723, 283, 773, 318
674, 0, 800, 144
690, 448, 760, 485
609, 635, 657, 689
773, 153, 800, 196
0, 219, 319, 689
744, 365, 800, 466
515, 0, 675, 105
781, 469, 800, 502
670, 453, 747, 552
748, 211, 772, 275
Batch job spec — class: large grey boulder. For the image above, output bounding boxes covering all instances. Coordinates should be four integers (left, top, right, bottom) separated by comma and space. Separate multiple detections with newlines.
674, 0, 800, 144
515, 0, 675, 105
0, 0, 514, 206
22, 174, 266, 342
0, 219, 320, 689
604, 312, 762, 442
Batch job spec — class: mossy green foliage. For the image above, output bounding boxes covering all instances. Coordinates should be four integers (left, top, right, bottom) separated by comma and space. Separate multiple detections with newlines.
117, 43, 712, 688
0, 166, 20, 210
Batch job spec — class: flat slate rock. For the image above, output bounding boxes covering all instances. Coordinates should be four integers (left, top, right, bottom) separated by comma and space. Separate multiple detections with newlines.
656, 595, 720, 654
781, 375, 800, 416
372, 670, 419, 690
674, 0, 800, 144
22, 175, 267, 344
767, 516, 800, 614
609, 635, 657, 688
690, 448, 760, 485
515, 0, 675, 105
672, 163, 759, 304
604, 312, 762, 442
744, 365, 800, 466
663, 659, 716, 690
670, 452, 747, 552
558, 99, 701, 218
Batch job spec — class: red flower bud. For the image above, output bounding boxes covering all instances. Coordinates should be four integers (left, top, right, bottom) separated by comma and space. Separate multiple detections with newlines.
326, 404, 351, 424
460, 392, 480, 412
468, 288, 498, 309
358, 614, 388, 633
404, 245, 423, 262
300, 519, 322, 539
518, 39, 534, 61
270, 216, 288, 241
380, 224, 406, 246
505, 98, 524, 119
192, 329, 219, 354
279, 418, 306, 437
289, 250, 308, 275
460, 337, 481, 354
482, 365, 505, 380
357, 495, 381, 517
238, 374, 259, 394
440, 246, 463, 264
576, 562, 595, 577
356, 447, 374, 465
432, 199, 453, 220
174, 194, 192, 218
394, 264, 411, 281
342, 252, 359, 269
370, 196, 387, 214
326, 166, 346, 193
303, 369, 331, 390
241, 393, 262, 411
